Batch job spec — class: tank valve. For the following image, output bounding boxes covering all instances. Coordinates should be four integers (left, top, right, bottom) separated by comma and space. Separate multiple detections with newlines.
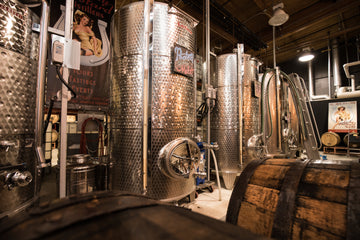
193, 171, 207, 179
201, 142, 219, 150
0, 170, 33, 190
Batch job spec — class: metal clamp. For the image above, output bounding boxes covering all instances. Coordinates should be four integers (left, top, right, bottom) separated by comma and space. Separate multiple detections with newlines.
159, 138, 200, 180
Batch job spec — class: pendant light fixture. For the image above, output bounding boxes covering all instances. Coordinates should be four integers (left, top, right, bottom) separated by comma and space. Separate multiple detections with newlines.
298, 47, 315, 62
268, 2, 289, 27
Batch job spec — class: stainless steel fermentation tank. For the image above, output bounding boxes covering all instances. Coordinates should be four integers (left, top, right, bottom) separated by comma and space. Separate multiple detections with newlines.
110, 2, 198, 201
261, 71, 300, 157
211, 53, 261, 189
0, 0, 39, 218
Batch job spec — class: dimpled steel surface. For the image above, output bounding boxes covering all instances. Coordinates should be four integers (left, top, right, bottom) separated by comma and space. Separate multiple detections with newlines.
242, 55, 261, 165
211, 53, 240, 189
110, 2, 196, 200
0, 0, 38, 216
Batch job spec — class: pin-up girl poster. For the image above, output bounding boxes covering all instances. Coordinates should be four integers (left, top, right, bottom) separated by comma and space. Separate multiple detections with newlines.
73, 10, 102, 57
328, 101, 357, 132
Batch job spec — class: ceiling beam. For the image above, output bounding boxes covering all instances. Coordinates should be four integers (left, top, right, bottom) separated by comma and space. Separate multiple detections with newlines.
260, 0, 360, 43
252, 0, 268, 10
179, 0, 267, 50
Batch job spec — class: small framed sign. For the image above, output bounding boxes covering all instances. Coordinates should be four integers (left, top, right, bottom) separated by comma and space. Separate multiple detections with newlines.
173, 44, 194, 78
328, 101, 357, 133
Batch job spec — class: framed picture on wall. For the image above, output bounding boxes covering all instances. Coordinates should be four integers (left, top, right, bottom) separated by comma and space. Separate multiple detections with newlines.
328, 101, 357, 133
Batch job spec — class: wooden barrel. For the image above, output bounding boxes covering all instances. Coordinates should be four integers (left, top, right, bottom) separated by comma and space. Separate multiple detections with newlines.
226, 158, 360, 240
0, 191, 267, 240
321, 132, 341, 147
343, 133, 360, 148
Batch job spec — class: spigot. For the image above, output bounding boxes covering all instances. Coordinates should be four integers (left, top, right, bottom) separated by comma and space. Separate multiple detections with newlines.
201, 142, 219, 150
0, 141, 16, 152
193, 171, 207, 179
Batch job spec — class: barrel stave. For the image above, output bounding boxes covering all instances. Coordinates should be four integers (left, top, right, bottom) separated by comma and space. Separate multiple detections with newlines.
294, 196, 347, 236
250, 165, 291, 189
292, 220, 343, 240
229, 158, 358, 239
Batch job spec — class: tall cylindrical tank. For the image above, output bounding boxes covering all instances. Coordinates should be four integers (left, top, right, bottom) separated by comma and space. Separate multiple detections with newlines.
242, 55, 261, 163
211, 53, 261, 189
0, 0, 39, 218
110, 2, 198, 200
211, 53, 239, 190
262, 71, 299, 156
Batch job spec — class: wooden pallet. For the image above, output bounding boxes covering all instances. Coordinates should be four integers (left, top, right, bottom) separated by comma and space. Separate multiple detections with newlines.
348, 148, 360, 156
323, 146, 348, 155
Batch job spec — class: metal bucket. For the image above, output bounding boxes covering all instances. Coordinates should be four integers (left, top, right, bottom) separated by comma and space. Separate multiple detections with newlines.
0, 0, 39, 218
66, 164, 96, 195
110, 2, 198, 200
56, 160, 97, 196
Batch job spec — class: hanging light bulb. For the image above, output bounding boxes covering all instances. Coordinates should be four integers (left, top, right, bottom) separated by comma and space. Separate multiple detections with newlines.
268, 3, 289, 27
298, 47, 315, 62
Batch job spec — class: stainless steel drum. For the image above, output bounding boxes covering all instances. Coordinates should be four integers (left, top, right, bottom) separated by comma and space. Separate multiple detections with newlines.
110, 2, 198, 200
56, 154, 96, 196
66, 164, 96, 195
0, 0, 39, 218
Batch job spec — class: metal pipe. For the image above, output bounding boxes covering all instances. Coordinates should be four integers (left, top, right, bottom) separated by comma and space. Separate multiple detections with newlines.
343, 61, 360, 79
308, 61, 314, 98
273, 26, 276, 69
327, 36, 332, 98
308, 60, 330, 100
142, 0, 153, 194
210, 51, 217, 57
206, 0, 211, 181
332, 39, 341, 92
210, 149, 221, 201
337, 89, 360, 98
59, 0, 74, 198
351, 76, 356, 92
35, 0, 49, 169
357, 36, 360, 61
275, 67, 282, 151
237, 44, 243, 167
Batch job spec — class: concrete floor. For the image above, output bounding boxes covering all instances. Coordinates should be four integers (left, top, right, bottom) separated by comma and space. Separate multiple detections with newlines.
181, 186, 232, 221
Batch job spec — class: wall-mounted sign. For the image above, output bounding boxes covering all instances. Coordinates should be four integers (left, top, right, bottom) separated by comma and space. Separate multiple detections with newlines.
328, 101, 357, 133
173, 44, 194, 78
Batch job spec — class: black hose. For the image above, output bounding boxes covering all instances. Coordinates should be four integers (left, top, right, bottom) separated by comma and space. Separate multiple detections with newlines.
43, 96, 56, 138
55, 65, 77, 98
196, 102, 209, 123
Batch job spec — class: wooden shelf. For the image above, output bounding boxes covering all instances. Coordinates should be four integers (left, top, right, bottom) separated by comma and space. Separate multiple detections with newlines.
323, 146, 348, 155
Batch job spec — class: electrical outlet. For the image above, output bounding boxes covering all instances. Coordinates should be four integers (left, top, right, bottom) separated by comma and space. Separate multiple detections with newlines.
52, 40, 64, 64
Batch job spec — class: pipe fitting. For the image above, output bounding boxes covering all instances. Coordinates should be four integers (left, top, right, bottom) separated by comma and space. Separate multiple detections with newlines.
1, 170, 33, 190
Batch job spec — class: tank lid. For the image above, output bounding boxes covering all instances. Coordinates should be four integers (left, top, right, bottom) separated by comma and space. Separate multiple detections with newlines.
68, 154, 91, 164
